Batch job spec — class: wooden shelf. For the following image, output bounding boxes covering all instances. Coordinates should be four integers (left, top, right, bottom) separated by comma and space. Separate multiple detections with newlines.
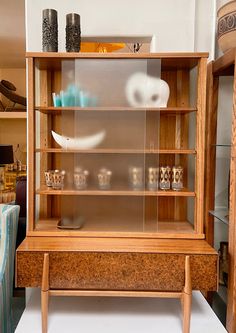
213, 48, 236, 76
36, 186, 195, 197
28, 52, 209, 59
36, 148, 196, 154
32, 218, 197, 238
0, 111, 27, 119
35, 106, 197, 114
18, 236, 214, 253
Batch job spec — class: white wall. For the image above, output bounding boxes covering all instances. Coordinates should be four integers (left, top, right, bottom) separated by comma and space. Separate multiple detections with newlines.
26, 0, 214, 54
194, 0, 216, 59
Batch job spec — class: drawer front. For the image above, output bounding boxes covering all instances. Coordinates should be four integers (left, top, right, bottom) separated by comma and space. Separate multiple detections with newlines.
16, 251, 218, 291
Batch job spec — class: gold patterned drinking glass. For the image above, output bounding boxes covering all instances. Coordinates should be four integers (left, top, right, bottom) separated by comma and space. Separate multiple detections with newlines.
159, 166, 171, 190
129, 167, 143, 190
172, 166, 183, 191
52, 170, 66, 190
74, 168, 89, 190
147, 167, 159, 190
97, 168, 112, 190
44, 170, 55, 187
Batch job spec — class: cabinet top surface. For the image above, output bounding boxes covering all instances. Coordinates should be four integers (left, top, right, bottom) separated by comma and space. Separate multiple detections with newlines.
17, 237, 217, 255
213, 48, 236, 76
26, 52, 209, 59
27, 52, 208, 70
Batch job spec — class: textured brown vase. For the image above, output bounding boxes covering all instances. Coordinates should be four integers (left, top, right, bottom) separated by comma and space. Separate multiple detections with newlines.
218, 1, 236, 53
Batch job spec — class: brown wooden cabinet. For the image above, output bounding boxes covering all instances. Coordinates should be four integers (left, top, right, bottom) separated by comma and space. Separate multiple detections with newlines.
205, 48, 236, 333
16, 52, 217, 333
25, 52, 208, 238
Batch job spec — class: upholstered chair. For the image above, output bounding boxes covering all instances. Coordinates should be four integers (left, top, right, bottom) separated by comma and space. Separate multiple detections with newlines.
0, 204, 20, 333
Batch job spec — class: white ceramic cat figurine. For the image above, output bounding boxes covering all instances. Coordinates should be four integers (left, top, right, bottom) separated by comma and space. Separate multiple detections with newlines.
126, 72, 170, 107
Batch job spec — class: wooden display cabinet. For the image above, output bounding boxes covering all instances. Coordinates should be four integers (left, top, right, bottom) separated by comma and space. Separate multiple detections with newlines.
16, 52, 218, 333
205, 48, 236, 333
28, 53, 206, 238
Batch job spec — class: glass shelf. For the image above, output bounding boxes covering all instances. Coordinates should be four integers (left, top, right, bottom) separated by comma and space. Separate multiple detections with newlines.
212, 144, 231, 147
36, 186, 195, 197
209, 209, 229, 225
35, 106, 197, 114
218, 285, 227, 304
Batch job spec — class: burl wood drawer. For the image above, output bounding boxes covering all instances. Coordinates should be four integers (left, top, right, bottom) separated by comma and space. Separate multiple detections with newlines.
16, 238, 218, 291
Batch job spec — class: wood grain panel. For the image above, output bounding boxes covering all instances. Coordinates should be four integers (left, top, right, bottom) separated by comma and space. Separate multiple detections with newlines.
30, 52, 209, 73
16, 237, 218, 253
39, 70, 52, 219
35, 106, 197, 114
16, 251, 217, 291
28, 52, 209, 59
195, 58, 207, 234
204, 62, 219, 245
27, 58, 35, 232
226, 55, 236, 333
213, 48, 236, 76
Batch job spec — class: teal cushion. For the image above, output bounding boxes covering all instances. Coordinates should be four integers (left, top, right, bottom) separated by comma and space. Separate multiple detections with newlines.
0, 204, 20, 333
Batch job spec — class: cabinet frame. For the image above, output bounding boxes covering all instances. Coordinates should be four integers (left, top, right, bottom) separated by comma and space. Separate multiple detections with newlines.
27, 52, 207, 239
205, 48, 236, 333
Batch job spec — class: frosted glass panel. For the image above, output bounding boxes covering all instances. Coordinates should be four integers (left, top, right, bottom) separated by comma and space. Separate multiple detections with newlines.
61, 59, 161, 107
58, 58, 159, 232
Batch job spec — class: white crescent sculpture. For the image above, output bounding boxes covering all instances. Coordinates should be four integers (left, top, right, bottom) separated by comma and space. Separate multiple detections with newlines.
126, 72, 170, 107
51, 130, 106, 149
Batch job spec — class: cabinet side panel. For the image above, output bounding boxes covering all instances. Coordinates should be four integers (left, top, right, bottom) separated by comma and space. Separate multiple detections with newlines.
195, 58, 207, 234
27, 58, 35, 233
204, 62, 218, 246
227, 56, 236, 333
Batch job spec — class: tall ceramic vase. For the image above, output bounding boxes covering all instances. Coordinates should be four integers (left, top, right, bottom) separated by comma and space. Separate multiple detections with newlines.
66, 13, 81, 52
218, 1, 236, 53
42, 9, 58, 52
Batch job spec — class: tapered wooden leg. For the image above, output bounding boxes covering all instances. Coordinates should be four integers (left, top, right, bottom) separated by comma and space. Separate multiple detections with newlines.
41, 290, 49, 333
41, 253, 49, 333
182, 256, 192, 333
